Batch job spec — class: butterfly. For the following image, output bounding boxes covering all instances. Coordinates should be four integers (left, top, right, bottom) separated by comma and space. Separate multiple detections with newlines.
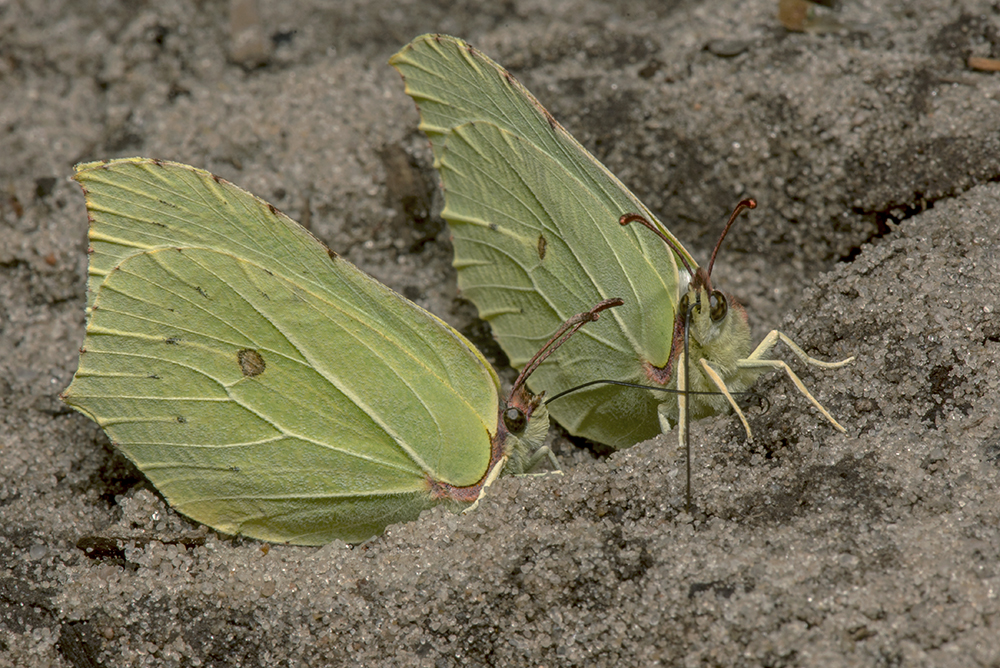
391, 34, 853, 453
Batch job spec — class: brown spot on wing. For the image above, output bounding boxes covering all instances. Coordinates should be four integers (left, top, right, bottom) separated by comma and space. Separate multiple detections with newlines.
537, 234, 547, 260
237, 348, 266, 377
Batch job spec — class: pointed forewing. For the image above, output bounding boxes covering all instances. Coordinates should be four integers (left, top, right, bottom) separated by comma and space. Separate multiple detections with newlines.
391, 36, 678, 251
390, 34, 694, 269
77, 158, 360, 311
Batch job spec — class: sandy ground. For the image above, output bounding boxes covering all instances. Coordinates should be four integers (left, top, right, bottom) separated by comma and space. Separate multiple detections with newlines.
2, 0, 999, 666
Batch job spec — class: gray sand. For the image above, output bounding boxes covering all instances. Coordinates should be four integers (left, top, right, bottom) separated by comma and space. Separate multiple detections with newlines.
2, 1, 999, 666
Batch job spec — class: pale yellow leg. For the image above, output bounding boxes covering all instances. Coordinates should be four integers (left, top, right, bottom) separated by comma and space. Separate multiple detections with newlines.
657, 404, 675, 434
676, 349, 688, 450
522, 446, 562, 474
699, 359, 755, 442
462, 454, 509, 514
746, 330, 855, 369
737, 330, 853, 433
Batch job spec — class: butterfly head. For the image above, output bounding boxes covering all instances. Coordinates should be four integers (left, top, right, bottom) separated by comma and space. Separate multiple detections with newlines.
671, 266, 753, 394
496, 384, 550, 475
496, 297, 622, 474
682, 266, 747, 349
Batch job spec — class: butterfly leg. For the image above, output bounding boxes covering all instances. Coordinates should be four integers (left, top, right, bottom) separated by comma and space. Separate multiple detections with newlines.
746, 330, 855, 370
738, 330, 854, 433
522, 445, 563, 474
657, 403, 676, 434
698, 359, 755, 442
462, 454, 510, 514
675, 350, 688, 447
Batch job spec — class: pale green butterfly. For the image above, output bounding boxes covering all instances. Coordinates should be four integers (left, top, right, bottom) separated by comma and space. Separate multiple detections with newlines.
62, 158, 619, 546
390, 34, 853, 453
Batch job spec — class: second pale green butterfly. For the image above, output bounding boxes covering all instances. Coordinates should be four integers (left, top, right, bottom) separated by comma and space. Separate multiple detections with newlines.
391, 34, 852, 450
63, 158, 617, 545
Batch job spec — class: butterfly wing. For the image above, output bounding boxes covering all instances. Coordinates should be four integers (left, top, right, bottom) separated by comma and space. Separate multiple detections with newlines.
391, 35, 694, 447
66, 159, 502, 544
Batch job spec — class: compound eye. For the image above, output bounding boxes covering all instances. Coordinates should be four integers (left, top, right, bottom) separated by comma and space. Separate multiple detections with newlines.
503, 407, 527, 434
709, 290, 728, 322
679, 293, 694, 316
